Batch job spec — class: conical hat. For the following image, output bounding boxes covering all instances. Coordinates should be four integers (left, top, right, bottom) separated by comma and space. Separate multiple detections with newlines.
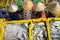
9, 5, 18, 12
33, 2, 45, 12
22, 0, 33, 11
47, 1, 60, 14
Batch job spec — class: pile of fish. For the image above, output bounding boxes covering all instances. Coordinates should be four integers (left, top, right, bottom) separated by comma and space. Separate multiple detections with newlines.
32, 22, 47, 40
4, 23, 28, 40
50, 21, 60, 40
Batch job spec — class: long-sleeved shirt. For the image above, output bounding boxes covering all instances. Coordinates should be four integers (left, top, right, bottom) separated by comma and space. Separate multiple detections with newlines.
23, 10, 32, 19
0, 9, 6, 18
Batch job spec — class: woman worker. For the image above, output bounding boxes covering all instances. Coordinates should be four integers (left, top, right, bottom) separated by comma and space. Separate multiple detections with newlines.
9, 5, 22, 20
22, 0, 33, 19
47, 1, 60, 17
33, 2, 46, 18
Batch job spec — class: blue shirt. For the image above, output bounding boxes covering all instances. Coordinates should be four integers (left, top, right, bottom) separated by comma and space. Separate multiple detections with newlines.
0, 9, 6, 18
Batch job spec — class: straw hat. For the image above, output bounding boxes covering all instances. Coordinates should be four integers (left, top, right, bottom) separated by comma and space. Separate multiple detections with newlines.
33, 2, 45, 12
9, 5, 18, 12
47, 1, 60, 15
22, 0, 33, 11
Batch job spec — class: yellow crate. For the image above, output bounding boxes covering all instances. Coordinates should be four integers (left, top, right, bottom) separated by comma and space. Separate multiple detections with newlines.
11, 0, 14, 5
0, 19, 4, 40
47, 18, 60, 40
0, 19, 3, 22
0, 18, 52, 40
31, 18, 48, 40
45, 0, 48, 5
28, 21, 32, 40
0, 18, 5, 30
0, 19, 3, 29
0, 20, 31, 40
55, 12, 60, 17
0, 18, 6, 22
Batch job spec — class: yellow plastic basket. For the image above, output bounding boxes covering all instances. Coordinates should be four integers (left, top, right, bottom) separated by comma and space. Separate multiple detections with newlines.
0, 18, 56, 40
47, 18, 60, 40
31, 18, 48, 40
0, 19, 31, 40
0, 19, 4, 40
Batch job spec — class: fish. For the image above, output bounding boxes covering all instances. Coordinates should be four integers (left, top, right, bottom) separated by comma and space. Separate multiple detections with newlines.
33, 22, 47, 40
50, 21, 60, 40
4, 23, 28, 40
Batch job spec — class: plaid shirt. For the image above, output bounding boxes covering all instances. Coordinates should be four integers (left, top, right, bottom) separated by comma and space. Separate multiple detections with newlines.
23, 10, 32, 19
